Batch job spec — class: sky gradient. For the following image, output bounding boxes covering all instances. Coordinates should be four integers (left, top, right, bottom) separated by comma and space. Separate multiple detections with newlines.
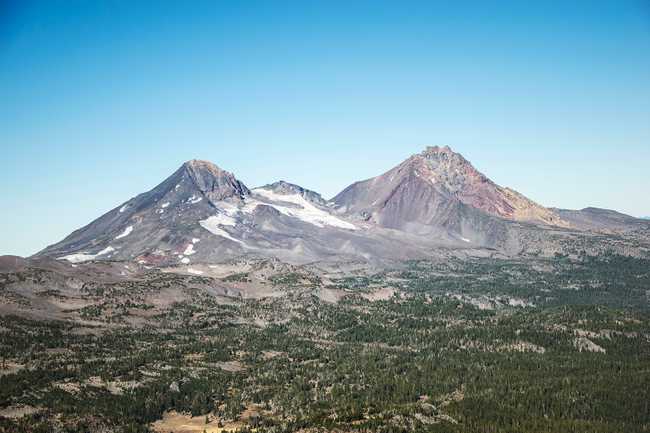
1, 0, 649, 257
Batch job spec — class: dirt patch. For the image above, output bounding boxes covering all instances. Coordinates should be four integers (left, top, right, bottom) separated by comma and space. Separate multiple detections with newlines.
360, 287, 396, 301
52, 381, 81, 393
0, 404, 41, 419
261, 350, 285, 360
498, 341, 546, 354
574, 337, 606, 353
317, 287, 346, 303
439, 385, 465, 408
85, 376, 141, 394
214, 361, 245, 372
150, 411, 242, 433
0, 361, 25, 377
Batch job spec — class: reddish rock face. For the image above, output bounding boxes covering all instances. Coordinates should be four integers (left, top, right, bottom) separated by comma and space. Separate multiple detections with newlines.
332, 146, 569, 236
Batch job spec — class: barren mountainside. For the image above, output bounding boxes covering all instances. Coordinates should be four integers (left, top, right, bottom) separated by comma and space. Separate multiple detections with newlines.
332, 146, 567, 228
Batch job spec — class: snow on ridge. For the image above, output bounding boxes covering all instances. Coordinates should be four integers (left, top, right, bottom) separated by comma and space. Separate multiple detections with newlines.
97, 246, 114, 256
115, 225, 133, 240
59, 246, 115, 263
199, 215, 248, 246
251, 188, 356, 230
119, 204, 128, 213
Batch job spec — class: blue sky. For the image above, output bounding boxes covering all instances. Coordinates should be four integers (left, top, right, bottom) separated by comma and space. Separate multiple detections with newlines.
1, 0, 649, 256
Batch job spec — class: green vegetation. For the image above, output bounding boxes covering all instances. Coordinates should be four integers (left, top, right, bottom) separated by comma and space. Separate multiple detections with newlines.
0, 254, 649, 432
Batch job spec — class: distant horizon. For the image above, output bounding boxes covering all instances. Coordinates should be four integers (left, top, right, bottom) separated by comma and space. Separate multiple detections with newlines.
2, 0, 649, 256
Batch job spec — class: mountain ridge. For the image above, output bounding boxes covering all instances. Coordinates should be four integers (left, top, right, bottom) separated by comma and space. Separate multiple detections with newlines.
34, 148, 649, 265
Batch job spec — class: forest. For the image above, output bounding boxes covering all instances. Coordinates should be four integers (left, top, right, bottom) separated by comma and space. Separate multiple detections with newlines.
0, 253, 649, 432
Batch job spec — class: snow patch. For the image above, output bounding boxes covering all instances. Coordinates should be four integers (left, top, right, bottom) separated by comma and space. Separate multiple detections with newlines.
187, 268, 203, 275
199, 215, 247, 246
192, 238, 200, 244
161, 202, 170, 209
180, 257, 190, 264
188, 195, 203, 204
183, 243, 196, 256
115, 225, 133, 240
249, 189, 356, 230
119, 204, 128, 213
59, 246, 115, 263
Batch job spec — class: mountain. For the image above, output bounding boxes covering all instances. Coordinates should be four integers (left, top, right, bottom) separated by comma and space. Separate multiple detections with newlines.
36, 161, 427, 265
331, 146, 568, 243
37, 160, 250, 264
259, 180, 327, 206
551, 207, 649, 232
35, 147, 650, 265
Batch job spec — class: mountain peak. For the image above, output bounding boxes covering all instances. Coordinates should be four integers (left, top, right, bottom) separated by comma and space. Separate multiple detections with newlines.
421, 145, 454, 155
182, 159, 250, 201
334, 145, 567, 229
257, 180, 325, 205
415, 145, 470, 166
183, 159, 227, 174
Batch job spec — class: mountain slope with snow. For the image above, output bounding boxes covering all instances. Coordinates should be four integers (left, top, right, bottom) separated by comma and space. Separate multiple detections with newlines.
36, 160, 424, 265
34, 148, 650, 265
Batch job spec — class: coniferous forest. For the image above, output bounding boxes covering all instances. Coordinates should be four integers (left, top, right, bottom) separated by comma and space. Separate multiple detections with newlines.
0, 254, 649, 432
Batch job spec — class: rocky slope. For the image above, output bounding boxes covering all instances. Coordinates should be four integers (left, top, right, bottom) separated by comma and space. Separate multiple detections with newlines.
332, 146, 567, 226
552, 207, 648, 232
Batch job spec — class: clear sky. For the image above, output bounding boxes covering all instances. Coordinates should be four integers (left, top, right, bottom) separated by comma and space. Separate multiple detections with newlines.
1, 0, 649, 257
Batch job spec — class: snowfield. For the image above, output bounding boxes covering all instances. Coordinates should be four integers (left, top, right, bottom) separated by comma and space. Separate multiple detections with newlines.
59, 246, 115, 263
115, 226, 133, 240
188, 195, 203, 204
199, 215, 247, 246
250, 189, 356, 230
